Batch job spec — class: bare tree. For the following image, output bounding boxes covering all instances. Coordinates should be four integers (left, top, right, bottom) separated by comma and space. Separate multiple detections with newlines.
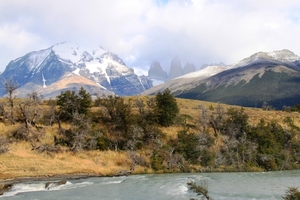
27, 91, 42, 126
126, 125, 144, 151
61, 112, 90, 152
44, 99, 57, 126
209, 103, 225, 136
199, 104, 209, 132
0, 79, 18, 124
135, 99, 145, 116
12, 91, 44, 142
262, 101, 272, 111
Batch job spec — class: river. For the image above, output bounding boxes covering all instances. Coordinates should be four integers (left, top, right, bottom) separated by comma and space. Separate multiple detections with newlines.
1, 170, 300, 199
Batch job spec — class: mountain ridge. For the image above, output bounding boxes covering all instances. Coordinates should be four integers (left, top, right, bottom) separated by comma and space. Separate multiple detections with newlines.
144, 49, 300, 109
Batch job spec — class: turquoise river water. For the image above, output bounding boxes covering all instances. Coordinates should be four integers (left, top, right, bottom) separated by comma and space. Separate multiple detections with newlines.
1, 170, 300, 199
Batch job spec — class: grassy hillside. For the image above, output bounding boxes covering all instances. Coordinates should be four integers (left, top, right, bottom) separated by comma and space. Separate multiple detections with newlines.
1, 95, 300, 181
177, 70, 300, 109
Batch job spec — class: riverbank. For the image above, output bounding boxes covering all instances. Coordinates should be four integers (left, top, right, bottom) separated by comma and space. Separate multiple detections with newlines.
0, 141, 153, 185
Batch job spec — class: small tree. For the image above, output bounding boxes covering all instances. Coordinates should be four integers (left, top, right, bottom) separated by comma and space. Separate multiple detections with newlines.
55, 88, 92, 151
154, 88, 179, 127
176, 130, 200, 164
56, 87, 92, 121
78, 87, 92, 115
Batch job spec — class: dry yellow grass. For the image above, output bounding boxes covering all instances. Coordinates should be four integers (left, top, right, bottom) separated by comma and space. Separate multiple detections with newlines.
1, 96, 300, 180
0, 142, 134, 180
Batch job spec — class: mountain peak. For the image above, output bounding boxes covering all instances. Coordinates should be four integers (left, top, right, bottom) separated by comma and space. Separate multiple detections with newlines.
168, 56, 183, 80
264, 49, 300, 62
234, 49, 300, 68
100, 52, 126, 66
51, 42, 106, 65
148, 61, 167, 82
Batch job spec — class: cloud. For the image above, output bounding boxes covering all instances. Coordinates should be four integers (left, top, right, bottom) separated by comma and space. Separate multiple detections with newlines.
0, 23, 47, 71
1, 0, 300, 74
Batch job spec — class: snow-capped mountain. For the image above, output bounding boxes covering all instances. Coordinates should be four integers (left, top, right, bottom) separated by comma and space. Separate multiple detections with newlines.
78, 52, 152, 96
233, 49, 300, 68
0, 42, 152, 98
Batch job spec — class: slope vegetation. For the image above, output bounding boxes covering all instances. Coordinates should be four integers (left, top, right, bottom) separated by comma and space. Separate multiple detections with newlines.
1, 93, 300, 181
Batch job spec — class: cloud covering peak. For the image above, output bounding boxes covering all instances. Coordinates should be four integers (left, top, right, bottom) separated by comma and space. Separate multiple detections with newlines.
1, 0, 300, 74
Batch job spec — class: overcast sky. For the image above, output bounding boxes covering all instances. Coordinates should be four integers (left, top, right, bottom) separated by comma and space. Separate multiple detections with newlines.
1, 0, 300, 75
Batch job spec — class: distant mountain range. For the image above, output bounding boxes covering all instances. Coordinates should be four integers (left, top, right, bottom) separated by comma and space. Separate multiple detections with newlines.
2, 43, 300, 109
0, 42, 152, 98
144, 49, 300, 109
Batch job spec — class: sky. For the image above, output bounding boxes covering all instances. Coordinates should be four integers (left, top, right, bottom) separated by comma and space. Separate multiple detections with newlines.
1, 0, 300, 75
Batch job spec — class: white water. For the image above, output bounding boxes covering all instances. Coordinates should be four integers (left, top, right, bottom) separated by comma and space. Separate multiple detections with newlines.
1, 170, 300, 199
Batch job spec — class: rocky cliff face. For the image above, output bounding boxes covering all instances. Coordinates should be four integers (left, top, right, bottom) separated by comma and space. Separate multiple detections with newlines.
0, 42, 152, 98
148, 61, 167, 81
168, 56, 183, 80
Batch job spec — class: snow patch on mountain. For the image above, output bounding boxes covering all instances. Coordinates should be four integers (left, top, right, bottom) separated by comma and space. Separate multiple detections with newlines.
85, 61, 110, 84
138, 76, 146, 91
151, 79, 164, 86
176, 65, 228, 79
97, 83, 108, 90
100, 55, 132, 75
266, 49, 300, 62
73, 68, 81, 75
52, 42, 82, 64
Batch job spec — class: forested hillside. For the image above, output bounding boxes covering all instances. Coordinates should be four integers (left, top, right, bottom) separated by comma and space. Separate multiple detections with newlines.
1, 85, 300, 179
